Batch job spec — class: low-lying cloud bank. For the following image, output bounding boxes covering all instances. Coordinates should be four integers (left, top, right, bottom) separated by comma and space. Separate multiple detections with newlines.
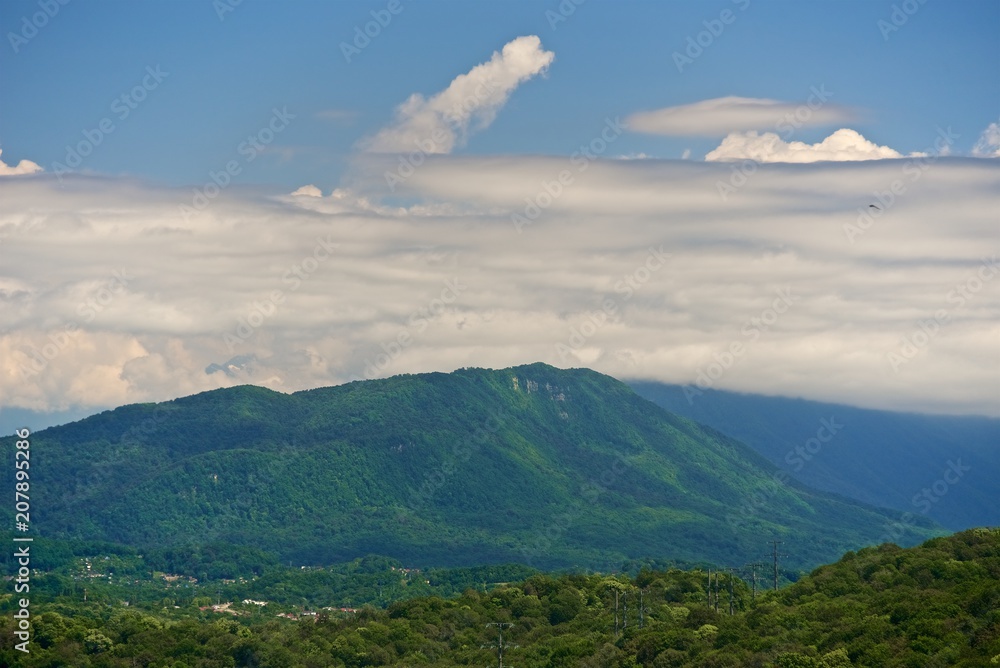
2, 155, 997, 417
3, 42, 997, 420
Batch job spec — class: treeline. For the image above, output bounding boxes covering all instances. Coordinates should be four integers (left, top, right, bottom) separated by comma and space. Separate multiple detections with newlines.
1, 528, 997, 666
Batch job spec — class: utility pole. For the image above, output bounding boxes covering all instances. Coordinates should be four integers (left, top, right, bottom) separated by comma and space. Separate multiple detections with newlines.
638, 588, 646, 629
726, 568, 736, 615
614, 589, 620, 637
771, 540, 784, 591
750, 562, 759, 601
713, 571, 719, 613
483, 623, 516, 668
622, 589, 628, 630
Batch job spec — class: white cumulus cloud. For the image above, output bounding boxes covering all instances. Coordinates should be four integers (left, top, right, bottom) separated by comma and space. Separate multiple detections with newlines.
361, 35, 554, 154
972, 121, 1000, 158
627, 95, 854, 137
290, 184, 323, 197
0, 149, 43, 176
705, 128, 907, 163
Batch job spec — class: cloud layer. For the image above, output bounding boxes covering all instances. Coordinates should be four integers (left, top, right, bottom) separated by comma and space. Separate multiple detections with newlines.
2, 155, 997, 418
361, 35, 554, 154
2, 64, 996, 421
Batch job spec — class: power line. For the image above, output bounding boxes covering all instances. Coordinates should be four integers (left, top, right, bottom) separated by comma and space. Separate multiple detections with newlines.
746, 561, 764, 601
705, 569, 712, 609
623, 588, 628, 630
770, 540, 785, 591
713, 570, 719, 613
726, 568, 737, 615
483, 622, 517, 668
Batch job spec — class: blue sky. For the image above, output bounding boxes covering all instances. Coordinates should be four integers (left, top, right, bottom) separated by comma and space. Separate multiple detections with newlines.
2, 0, 997, 189
0, 1, 998, 431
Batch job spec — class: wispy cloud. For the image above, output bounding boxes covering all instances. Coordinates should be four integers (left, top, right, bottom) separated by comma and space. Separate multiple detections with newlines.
626, 95, 854, 137
360, 35, 554, 154
972, 121, 1000, 158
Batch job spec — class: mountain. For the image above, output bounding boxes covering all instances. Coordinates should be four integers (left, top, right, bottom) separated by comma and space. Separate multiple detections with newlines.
628, 381, 1000, 531
6, 364, 940, 571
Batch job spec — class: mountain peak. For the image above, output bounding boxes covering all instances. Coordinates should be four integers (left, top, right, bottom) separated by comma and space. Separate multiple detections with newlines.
10, 364, 939, 571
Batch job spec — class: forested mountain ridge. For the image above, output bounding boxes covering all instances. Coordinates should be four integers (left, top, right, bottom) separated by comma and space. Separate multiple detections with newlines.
5, 363, 940, 571
629, 380, 1000, 530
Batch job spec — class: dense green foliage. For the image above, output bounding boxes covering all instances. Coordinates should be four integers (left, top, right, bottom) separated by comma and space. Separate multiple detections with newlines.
3, 364, 939, 572
630, 380, 1000, 530
0, 537, 542, 612
2, 528, 997, 666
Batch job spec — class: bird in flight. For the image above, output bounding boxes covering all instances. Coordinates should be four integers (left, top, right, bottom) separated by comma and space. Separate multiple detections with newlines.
869, 204, 881, 210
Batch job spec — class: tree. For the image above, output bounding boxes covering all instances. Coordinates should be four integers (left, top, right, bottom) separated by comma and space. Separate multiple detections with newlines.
83, 629, 114, 654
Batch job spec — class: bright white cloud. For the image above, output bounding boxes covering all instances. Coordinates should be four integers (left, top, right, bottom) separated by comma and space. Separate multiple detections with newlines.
361, 35, 554, 154
626, 95, 854, 137
0, 149, 42, 176
973, 121, 1000, 158
705, 128, 907, 163
2, 156, 997, 419
291, 184, 323, 197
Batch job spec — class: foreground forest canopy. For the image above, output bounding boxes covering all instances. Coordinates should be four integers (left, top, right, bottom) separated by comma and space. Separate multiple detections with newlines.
2, 528, 998, 667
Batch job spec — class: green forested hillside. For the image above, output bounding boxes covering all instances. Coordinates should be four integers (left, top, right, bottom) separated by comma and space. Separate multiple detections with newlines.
2, 528, 997, 667
629, 380, 1000, 531
4, 364, 939, 571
